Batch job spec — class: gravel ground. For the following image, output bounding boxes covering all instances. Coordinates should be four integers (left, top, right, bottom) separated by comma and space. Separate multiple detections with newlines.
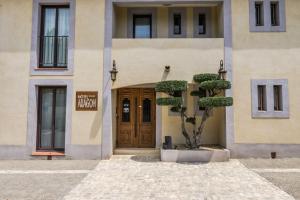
240, 158, 300, 200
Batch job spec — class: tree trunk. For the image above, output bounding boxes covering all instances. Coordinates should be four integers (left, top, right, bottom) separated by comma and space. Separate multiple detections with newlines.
194, 108, 211, 147
180, 111, 192, 148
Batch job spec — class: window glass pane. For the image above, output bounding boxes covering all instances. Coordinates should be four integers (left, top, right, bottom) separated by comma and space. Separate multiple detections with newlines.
198, 14, 206, 34
40, 88, 54, 149
57, 8, 69, 67
43, 8, 56, 36
54, 88, 66, 149
271, 2, 279, 26
134, 16, 151, 38
58, 8, 69, 36
173, 14, 181, 35
122, 98, 130, 122
42, 8, 56, 67
258, 85, 266, 111
143, 98, 151, 122
255, 2, 264, 26
273, 85, 282, 111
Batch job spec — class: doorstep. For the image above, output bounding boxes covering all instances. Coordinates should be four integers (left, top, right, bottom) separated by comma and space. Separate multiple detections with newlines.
113, 148, 160, 157
31, 152, 65, 156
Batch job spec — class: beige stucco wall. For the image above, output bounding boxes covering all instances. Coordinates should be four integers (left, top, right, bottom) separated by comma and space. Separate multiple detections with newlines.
112, 38, 224, 88
0, 0, 32, 145
232, 0, 300, 144
0, 0, 104, 146
72, 0, 104, 145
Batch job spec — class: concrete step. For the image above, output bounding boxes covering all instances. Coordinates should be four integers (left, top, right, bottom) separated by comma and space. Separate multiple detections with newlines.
113, 148, 160, 157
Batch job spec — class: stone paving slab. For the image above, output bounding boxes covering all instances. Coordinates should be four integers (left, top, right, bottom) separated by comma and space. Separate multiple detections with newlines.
63, 156, 294, 200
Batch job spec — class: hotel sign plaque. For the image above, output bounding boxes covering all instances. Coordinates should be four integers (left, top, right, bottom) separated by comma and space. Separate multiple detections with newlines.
76, 91, 98, 111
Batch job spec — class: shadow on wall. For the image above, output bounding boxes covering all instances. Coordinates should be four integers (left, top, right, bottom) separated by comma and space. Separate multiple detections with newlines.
90, 109, 102, 139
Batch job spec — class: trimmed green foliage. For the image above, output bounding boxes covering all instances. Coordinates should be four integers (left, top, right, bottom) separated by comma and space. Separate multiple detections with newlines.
190, 90, 202, 96
170, 106, 180, 112
200, 80, 231, 90
199, 97, 233, 107
155, 80, 187, 93
193, 73, 219, 83
156, 97, 182, 106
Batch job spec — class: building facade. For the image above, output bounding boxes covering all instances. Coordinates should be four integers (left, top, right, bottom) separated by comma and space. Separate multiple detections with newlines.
0, 0, 299, 159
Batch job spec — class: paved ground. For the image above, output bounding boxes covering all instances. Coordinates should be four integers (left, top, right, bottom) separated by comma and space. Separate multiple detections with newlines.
64, 156, 293, 200
0, 158, 298, 200
0, 160, 98, 200
240, 158, 300, 200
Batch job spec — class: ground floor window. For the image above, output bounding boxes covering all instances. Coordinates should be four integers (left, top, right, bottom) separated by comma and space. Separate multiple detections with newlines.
37, 87, 67, 151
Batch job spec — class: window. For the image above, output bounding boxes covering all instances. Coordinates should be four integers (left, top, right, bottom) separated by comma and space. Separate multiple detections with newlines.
198, 14, 206, 34
37, 87, 67, 151
249, 0, 285, 32
273, 85, 282, 111
251, 79, 289, 118
122, 98, 130, 122
257, 85, 266, 111
39, 6, 69, 68
142, 98, 151, 122
173, 14, 181, 35
133, 15, 152, 38
168, 8, 186, 38
271, 2, 279, 26
255, 2, 264, 26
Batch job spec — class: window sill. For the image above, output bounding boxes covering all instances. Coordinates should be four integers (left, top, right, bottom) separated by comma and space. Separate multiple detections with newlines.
31, 151, 65, 156
35, 67, 68, 71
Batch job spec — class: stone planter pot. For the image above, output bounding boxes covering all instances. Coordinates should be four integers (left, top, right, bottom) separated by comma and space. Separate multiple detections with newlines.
160, 147, 230, 162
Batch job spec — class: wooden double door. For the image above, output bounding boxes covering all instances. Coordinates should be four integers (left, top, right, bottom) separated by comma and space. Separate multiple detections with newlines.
117, 88, 156, 148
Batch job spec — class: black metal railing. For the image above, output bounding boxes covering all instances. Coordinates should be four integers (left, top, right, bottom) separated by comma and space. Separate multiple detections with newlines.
39, 36, 68, 68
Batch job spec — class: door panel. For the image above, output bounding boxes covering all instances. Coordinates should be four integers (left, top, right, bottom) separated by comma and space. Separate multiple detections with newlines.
117, 88, 155, 148
138, 89, 155, 148
37, 87, 66, 151
117, 89, 137, 147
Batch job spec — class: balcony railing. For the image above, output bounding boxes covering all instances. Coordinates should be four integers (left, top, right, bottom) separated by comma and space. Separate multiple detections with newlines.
39, 36, 68, 68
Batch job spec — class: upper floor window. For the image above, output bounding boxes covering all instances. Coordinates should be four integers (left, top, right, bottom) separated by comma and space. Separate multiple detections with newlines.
249, 0, 285, 32
133, 15, 152, 38
257, 85, 266, 111
273, 85, 282, 111
168, 8, 186, 38
198, 14, 206, 35
255, 2, 264, 26
40, 6, 69, 68
271, 1, 279, 26
173, 14, 182, 35
193, 8, 212, 38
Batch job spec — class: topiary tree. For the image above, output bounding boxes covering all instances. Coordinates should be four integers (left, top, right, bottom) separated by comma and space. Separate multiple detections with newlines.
155, 71, 233, 149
